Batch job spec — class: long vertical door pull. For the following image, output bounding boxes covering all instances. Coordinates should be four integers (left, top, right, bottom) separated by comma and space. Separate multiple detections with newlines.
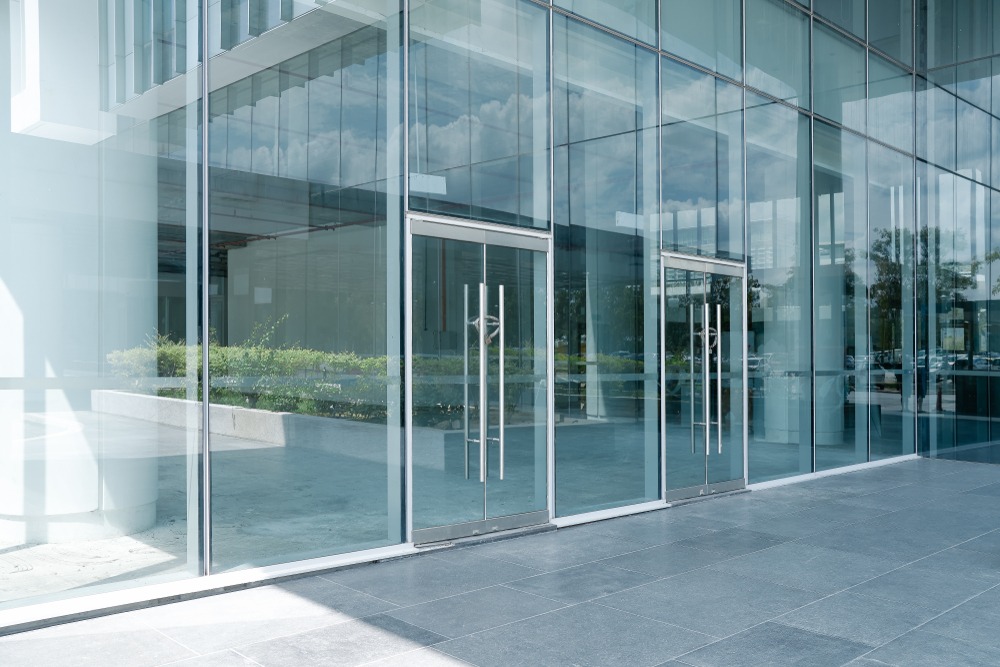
498, 285, 505, 480
479, 283, 487, 483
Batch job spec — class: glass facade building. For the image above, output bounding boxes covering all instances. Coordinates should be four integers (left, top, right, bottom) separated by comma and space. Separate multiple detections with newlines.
3, 0, 1000, 622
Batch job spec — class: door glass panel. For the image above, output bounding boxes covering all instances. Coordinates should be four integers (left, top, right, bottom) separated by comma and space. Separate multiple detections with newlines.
485, 246, 548, 519
412, 236, 485, 530
663, 262, 745, 494
707, 272, 746, 485
411, 232, 548, 536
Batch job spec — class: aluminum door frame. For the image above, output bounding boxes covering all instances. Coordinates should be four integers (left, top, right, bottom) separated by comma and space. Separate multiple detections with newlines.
660, 251, 749, 502
405, 212, 553, 544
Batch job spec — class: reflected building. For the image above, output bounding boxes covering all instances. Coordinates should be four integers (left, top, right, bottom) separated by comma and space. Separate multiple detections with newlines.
2, 0, 1000, 626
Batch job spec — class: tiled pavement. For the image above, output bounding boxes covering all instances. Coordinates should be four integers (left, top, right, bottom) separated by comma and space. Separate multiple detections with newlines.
4, 457, 1000, 666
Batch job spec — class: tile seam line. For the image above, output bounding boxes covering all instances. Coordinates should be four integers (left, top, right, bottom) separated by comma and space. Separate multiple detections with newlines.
849, 580, 1000, 663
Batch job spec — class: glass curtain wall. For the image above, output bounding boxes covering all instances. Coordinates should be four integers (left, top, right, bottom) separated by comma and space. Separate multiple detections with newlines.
869, 142, 916, 459
205, 1, 404, 570
408, 0, 549, 228
813, 121, 868, 471
746, 94, 813, 483
1, 1, 201, 607
553, 16, 659, 515
661, 58, 744, 260
661, 0, 742, 81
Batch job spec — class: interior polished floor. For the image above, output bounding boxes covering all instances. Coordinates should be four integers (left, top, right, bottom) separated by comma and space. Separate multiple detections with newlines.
3, 457, 1000, 666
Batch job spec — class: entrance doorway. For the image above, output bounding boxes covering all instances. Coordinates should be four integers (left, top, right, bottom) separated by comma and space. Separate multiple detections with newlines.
661, 253, 747, 500
408, 217, 549, 543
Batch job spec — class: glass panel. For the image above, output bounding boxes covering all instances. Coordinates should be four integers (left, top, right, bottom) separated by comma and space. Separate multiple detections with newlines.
814, 22, 867, 133
869, 53, 914, 153
917, 162, 955, 456
553, 16, 660, 515
957, 100, 990, 184
661, 0, 742, 80
662, 59, 745, 261
952, 177, 990, 457
412, 237, 486, 529
746, 95, 813, 482
555, 0, 657, 45
815, 0, 866, 37
706, 273, 746, 485
485, 246, 548, 519
409, 0, 549, 229
663, 268, 709, 491
208, 3, 404, 569
917, 78, 957, 172
746, 0, 810, 109
870, 0, 913, 65
814, 121, 869, 471
869, 143, 916, 459
1, 0, 200, 606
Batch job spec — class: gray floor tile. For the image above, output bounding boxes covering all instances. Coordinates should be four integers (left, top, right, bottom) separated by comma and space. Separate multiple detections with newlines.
599, 542, 733, 578
385, 585, 564, 638
776, 591, 939, 647
922, 587, 1000, 651
954, 529, 1000, 555
669, 496, 805, 526
237, 614, 446, 667
322, 552, 539, 607
850, 564, 994, 612
738, 502, 881, 539
837, 483, 953, 511
0, 614, 196, 667
164, 650, 263, 666
865, 629, 1000, 666
598, 570, 820, 637
134, 578, 397, 654
671, 528, 787, 557
364, 647, 474, 666
577, 514, 729, 547
465, 528, 647, 572
503, 562, 656, 604
708, 542, 906, 595
676, 622, 871, 667
436, 602, 713, 667
906, 546, 1000, 583
962, 482, 1000, 497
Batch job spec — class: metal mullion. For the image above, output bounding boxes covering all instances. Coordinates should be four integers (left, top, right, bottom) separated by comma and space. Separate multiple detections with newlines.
200, 0, 211, 578
546, 2, 556, 520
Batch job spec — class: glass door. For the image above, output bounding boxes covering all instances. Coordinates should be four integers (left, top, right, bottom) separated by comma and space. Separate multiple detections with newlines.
662, 253, 746, 500
410, 219, 549, 543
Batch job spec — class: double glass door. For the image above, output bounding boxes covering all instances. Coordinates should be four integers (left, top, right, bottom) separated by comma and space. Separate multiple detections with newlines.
662, 254, 746, 500
410, 219, 548, 543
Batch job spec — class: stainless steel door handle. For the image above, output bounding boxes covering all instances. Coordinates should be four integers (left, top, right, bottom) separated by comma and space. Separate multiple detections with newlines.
689, 304, 695, 454
704, 302, 710, 457
464, 284, 470, 479
717, 303, 722, 455
479, 282, 487, 483
498, 285, 505, 481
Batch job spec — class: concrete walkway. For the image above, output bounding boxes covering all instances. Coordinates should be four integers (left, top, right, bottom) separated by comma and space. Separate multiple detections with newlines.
3, 457, 1000, 666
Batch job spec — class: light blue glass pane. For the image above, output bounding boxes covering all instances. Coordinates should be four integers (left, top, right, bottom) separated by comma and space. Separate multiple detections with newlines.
814, 23, 867, 132
869, 53, 914, 153
409, 0, 549, 229
868, 143, 917, 459
815, 0, 865, 37
746, 0, 810, 109
662, 58, 744, 260
813, 121, 868, 471
2, 0, 202, 606
745, 94, 814, 482
661, 0, 742, 80
553, 16, 660, 515
958, 100, 990, 184
870, 0, 914, 65
917, 78, 957, 171
956, 59, 992, 111
555, 0, 657, 45
208, 3, 406, 570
